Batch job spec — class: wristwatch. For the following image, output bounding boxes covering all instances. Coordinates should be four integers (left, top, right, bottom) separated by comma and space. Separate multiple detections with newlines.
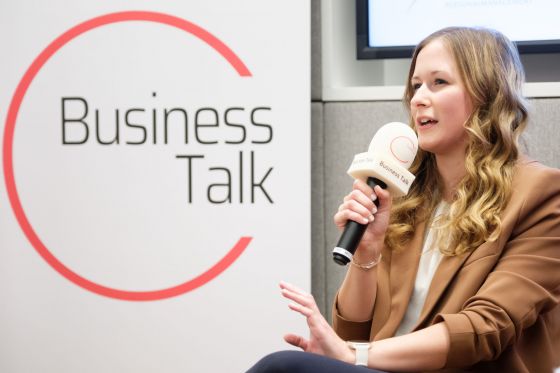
347, 341, 371, 366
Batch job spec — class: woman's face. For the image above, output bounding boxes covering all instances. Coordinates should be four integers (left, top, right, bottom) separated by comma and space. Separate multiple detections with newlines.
410, 39, 473, 159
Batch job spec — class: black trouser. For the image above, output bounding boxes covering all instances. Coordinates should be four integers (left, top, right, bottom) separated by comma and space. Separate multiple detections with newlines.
246, 350, 387, 373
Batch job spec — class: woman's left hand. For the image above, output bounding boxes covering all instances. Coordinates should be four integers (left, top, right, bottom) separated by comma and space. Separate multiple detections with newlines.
280, 281, 354, 364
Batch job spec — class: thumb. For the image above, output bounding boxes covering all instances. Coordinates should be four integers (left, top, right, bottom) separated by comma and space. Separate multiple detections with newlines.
374, 185, 392, 212
284, 334, 309, 351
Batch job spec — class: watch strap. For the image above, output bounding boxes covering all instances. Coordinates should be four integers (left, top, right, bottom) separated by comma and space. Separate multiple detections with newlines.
347, 341, 370, 366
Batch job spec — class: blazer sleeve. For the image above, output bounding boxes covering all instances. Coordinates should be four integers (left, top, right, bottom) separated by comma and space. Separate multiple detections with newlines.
434, 165, 560, 368
332, 292, 373, 341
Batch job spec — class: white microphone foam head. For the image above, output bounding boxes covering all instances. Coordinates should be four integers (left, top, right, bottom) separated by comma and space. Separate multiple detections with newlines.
368, 122, 418, 169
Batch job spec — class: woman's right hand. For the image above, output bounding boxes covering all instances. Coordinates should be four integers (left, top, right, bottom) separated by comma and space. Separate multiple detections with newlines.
333, 179, 392, 260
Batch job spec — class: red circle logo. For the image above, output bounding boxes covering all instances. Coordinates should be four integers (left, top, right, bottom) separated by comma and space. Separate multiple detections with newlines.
390, 135, 416, 165
3, 11, 253, 301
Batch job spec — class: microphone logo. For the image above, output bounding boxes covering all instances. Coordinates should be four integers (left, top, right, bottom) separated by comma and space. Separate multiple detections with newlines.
390, 136, 416, 167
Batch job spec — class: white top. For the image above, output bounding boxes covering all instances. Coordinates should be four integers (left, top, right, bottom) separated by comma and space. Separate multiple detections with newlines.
394, 202, 447, 337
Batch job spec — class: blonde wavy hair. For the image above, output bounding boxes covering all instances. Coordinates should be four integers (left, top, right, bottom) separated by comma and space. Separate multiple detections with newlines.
385, 27, 528, 256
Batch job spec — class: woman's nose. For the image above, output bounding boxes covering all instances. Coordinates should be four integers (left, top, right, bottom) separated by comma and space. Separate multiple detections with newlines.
410, 84, 430, 108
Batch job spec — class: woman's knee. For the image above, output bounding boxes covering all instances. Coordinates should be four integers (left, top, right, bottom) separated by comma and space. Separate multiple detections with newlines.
246, 350, 310, 373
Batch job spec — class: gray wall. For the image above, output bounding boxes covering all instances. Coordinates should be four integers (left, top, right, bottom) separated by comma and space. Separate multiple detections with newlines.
310, 0, 560, 319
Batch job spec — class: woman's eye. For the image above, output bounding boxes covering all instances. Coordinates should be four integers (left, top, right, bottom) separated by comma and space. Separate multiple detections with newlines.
412, 82, 422, 90
434, 78, 448, 85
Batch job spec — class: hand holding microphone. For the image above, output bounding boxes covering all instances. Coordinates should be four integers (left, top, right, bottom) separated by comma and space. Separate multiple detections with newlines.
332, 122, 418, 266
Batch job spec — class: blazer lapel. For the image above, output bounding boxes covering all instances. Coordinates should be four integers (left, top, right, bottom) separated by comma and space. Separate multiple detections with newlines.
413, 248, 473, 329
375, 219, 427, 339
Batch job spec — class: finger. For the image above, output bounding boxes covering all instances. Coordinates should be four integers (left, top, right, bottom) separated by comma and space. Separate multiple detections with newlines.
286, 301, 328, 334
342, 199, 376, 221
287, 301, 314, 317
345, 189, 377, 213
353, 179, 375, 197
374, 185, 392, 211
280, 282, 316, 308
334, 209, 371, 226
282, 289, 317, 311
284, 334, 309, 351
279, 281, 309, 295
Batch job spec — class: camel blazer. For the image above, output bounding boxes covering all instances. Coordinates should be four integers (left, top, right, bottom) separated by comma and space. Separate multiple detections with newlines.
333, 159, 560, 372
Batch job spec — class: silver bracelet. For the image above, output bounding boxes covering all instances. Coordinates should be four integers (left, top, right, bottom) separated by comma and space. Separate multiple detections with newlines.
350, 254, 382, 270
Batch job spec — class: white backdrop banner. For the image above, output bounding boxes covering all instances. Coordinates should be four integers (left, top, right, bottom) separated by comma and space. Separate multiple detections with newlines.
0, 1, 310, 372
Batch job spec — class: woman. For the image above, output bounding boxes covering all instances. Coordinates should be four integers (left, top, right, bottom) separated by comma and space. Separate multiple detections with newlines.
248, 27, 560, 372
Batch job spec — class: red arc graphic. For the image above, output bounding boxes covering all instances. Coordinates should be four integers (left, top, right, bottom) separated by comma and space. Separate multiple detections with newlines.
3, 11, 253, 301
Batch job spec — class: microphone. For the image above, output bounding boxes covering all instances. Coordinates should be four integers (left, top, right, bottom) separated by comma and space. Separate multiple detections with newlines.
332, 122, 419, 266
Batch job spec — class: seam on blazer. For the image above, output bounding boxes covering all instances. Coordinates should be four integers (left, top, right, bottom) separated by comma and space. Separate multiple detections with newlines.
462, 252, 499, 269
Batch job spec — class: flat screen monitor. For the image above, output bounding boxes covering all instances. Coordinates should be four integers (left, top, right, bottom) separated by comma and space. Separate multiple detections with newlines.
357, 0, 560, 59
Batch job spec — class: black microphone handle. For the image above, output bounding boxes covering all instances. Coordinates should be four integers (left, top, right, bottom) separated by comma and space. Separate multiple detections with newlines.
332, 177, 387, 266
